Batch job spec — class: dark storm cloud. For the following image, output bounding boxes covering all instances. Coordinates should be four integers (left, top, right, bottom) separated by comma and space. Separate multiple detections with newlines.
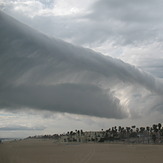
1, 10, 163, 119
0, 84, 126, 118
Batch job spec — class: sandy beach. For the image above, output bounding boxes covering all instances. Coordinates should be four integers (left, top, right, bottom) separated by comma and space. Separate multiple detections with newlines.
0, 139, 163, 163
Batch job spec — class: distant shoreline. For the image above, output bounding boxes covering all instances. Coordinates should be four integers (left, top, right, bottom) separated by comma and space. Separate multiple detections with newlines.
0, 138, 22, 143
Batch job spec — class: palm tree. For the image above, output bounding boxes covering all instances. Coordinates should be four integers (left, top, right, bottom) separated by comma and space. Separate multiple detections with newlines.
136, 128, 139, 133
126, 127, 130, 133
146, 126, 150, 144
140, 127, 145, 133
152, 124, 158, 132
118, 126, 122, 132
146, 126, 150, 132
158, 123, 162, 131
81, 130, 84, 136
77, 130, 80, 136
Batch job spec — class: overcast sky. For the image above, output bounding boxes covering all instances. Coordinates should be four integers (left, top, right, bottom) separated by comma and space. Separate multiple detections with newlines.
1, 0, 163, 138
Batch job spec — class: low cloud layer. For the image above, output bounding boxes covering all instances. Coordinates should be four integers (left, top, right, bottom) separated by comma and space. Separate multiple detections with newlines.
0, 125, 44, 131
1, 11, 163, 120
1, 84, 126, 118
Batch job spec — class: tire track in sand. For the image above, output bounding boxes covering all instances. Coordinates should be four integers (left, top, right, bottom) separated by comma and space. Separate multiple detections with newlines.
78, 145, 95, 163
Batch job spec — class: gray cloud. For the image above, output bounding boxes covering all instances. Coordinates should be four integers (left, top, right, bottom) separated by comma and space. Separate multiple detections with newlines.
0, 125, 45, 131
36, 0, 55, 8
86, 0, 163, 45
89, 0, 162, 22
2, 0, 163, 47
1, 84, 126, 118
1, 10, 163, 119
137, 58, 163, 78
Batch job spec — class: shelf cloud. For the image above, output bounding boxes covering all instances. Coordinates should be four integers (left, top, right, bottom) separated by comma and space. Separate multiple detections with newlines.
1, 10, 163, 120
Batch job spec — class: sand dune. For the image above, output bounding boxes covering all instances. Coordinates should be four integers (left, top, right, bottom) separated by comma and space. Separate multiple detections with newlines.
0, 139, 163, 163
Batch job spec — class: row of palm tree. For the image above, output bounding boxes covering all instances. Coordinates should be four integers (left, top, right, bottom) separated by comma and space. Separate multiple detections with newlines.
63, 123, 163, 143
27, 123, 163, 143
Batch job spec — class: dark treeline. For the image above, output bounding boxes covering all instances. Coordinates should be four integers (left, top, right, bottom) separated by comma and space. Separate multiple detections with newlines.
27, 123, 163, 144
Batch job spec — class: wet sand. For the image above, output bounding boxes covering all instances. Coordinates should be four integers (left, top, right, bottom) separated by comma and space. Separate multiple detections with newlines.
0, 139, 163, 163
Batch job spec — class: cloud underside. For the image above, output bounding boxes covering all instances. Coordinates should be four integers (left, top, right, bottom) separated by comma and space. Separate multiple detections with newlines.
1, 10, 163, 119
1, 84, 126, 119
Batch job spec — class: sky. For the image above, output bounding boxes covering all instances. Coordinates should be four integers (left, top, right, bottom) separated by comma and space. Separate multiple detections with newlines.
0, 0, 163, 138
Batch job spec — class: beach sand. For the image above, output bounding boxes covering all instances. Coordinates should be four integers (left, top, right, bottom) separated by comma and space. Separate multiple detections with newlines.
0, 139, 163, 163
